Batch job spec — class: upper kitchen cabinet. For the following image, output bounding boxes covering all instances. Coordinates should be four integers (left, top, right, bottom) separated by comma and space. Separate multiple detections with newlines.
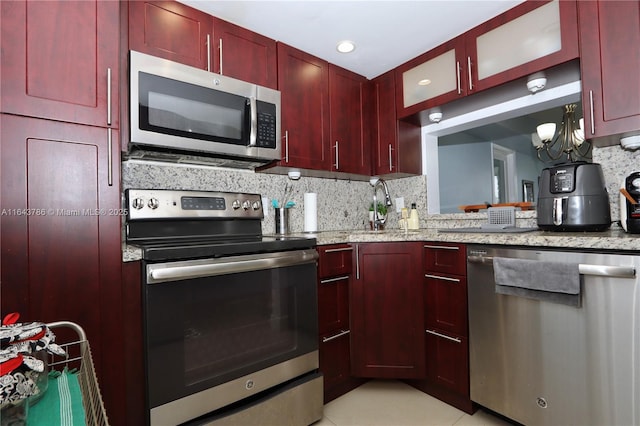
212, 18, 278, 89
0, 0, 119, 129
578, 1, 640, 142
396, 0, 578, 120
276, 43, 332, 171
128, 1, 211, 70
371, 71, 422, 177
329, 64, 371, 175
128, 2, 278, 88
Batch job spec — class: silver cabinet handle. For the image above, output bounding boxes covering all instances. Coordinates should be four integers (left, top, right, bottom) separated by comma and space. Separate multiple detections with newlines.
424, 244, 459, 251
589, 90, 595, 135
467, 56, 473, 91
334, 141, 339, 170
219, 37, 223, 75
206, 34, 211, 72
388, 144, 393, 172
355, 244, 360, 280
284, 130, 289, 163
456, 60, 462, 95
320, 275, 350, 284
322, 329, 350, 343
324, 247, 353, 254
426, 329, 461, 343
466, 255, 636, 278
425, 274, 460, 282
148, 249, 318, 284
107, 128, 113, 187
106, 68, 112, 126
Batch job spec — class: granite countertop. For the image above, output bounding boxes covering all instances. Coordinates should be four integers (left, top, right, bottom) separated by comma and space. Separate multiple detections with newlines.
122, 227, 640, 262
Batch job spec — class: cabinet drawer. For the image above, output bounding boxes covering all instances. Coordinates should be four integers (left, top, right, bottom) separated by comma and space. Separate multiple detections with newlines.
318, 274, 350, 335
425, 330, 468, 396
424, 273, 467, 336
318, 244, 353, 278
319, 330, 351, 392
424, 243, 466, 275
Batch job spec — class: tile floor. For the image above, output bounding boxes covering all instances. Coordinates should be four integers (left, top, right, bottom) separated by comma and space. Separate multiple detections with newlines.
315, 380, 516, 426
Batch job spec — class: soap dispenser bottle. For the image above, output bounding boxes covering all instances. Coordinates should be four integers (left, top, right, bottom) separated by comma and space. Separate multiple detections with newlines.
408, 203, 419, 230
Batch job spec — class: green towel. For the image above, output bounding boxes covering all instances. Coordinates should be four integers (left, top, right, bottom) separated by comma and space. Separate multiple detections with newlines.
28, 369, 86, 426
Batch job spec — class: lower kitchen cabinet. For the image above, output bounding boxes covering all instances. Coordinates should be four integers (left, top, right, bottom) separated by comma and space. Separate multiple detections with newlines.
0, 114, 126, 424
408, 242, 473, 413
317, 244, 364, 402
351, 242, 425, 379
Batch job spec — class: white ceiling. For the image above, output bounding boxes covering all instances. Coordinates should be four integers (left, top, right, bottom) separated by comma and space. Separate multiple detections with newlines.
179, 0, 525, 80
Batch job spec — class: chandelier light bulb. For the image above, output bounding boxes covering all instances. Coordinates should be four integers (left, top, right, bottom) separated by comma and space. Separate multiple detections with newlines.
537, 123, 556, 141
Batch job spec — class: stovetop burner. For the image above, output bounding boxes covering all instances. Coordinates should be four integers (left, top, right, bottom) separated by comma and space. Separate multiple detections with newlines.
125, 189, 316, 262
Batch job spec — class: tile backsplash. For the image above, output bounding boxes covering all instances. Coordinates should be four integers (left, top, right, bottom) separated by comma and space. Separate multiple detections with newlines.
122, 143, 638, 233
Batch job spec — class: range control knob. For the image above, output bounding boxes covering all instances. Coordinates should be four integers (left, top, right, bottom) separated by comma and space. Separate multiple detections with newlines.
242, 200, 251, 211
147, 198, 159, 209
132, 198, 145, 210
252, 201, 261, 211
232, 200, 241, 210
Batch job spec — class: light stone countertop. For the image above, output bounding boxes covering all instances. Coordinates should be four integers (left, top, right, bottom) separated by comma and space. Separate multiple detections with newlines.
123, 228, 639, 262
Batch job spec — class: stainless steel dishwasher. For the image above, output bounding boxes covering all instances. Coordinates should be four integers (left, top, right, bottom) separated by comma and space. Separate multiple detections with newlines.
467, 245, 639, 426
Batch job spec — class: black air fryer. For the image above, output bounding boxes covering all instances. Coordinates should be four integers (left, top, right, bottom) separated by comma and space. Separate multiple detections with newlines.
537, 162, 611, 231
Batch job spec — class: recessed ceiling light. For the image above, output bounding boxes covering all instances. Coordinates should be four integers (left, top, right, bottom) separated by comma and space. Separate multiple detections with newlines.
336, 40, 356, 53
418, 79, 432, 86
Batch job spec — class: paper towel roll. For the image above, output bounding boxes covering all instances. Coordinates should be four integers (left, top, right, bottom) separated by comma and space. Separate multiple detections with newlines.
304, 192, 317, 232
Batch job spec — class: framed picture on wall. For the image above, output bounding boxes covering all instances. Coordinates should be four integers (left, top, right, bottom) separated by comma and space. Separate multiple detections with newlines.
522, 180, 534, 203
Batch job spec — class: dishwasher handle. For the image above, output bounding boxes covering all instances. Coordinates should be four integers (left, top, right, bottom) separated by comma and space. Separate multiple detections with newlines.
467, 255, 636, 278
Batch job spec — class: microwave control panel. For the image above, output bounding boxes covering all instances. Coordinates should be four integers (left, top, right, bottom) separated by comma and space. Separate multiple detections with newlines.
256, 101, 277, 149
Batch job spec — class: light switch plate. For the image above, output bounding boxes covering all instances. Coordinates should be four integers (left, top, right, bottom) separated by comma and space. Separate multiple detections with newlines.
395, 197, 405, 212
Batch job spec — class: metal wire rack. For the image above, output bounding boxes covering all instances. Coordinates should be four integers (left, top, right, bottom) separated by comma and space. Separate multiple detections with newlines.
47, 321, 109, 426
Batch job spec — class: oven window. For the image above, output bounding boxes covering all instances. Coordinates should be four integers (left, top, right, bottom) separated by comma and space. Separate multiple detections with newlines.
138, 72, 250, 145
144, 262, 318, 408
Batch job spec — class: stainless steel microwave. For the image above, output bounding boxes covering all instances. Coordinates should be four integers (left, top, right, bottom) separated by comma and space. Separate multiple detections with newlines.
129, 50, 281, 168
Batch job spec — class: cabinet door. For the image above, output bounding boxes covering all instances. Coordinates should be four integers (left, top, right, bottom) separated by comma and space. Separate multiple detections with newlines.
212, 18, 277, 89
0, 114, 123, 423
0, 0, 119, 129
396, 37, 466, 118
329, 64, 371, 175
425, 331, 469, 396
351, 242, 425, 379
319, 331, 351, 401
128, 1, 212, 70
277, 43, 331, 170
372, 71, 422, 177
579, 1, 640, 140
467, 0, 579, 93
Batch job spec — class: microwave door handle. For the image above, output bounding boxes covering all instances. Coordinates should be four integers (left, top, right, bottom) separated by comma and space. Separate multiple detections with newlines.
248, 96, 257, 146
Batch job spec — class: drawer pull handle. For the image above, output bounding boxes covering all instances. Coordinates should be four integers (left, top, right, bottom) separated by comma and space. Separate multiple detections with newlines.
425, 274, 460, 282
424, 244, 459, 251
322, 329, 350, 343
324, 247, 353, 253
320, 275, 350, 284
426, 329, 461, 343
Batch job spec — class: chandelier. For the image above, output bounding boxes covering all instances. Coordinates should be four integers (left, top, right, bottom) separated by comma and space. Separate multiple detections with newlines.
531, 104, 591, 163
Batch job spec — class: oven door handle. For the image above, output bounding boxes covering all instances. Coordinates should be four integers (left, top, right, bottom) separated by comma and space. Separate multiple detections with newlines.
147, 249, 318, 284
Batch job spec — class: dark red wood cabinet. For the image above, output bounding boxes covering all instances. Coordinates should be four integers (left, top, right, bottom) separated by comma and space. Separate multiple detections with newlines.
409, 243, 473, 413
276, 43, 332, 171
128, 0, 212, 70
371, 71, 422, 177
0, 0, 120, 129
351, 242, 425, 379
317, 244, 363, 402
578, 0, 640, 142
329, 64, 371, 175
0, 114, 125, 424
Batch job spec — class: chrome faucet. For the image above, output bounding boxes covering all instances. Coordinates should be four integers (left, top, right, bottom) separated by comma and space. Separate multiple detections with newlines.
371, 177, 393, 231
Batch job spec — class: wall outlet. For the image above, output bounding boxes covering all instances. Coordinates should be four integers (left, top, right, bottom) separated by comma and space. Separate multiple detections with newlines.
395, 197, 405, 212
262, 197, 270, 217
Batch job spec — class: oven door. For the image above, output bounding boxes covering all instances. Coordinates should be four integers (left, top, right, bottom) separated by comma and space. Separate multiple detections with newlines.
143, 249, 319, 424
